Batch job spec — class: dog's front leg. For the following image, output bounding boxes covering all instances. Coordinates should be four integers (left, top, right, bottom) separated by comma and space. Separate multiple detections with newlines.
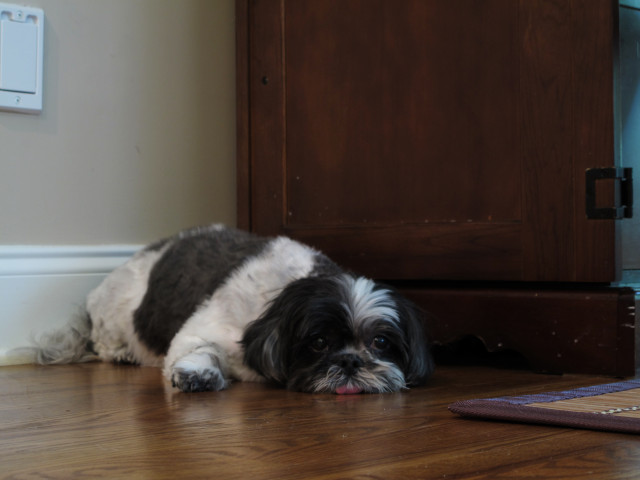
164, 341, 230, 392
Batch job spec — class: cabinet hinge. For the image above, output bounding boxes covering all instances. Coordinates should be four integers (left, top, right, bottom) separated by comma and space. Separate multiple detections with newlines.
585, 167, 633, 220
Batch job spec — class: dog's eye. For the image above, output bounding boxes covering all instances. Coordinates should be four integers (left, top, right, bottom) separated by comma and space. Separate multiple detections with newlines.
310, 336, 329, 352
372, 335, 390, 351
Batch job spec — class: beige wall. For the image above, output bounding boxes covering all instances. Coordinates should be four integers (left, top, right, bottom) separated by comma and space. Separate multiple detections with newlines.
0, 0, 236, 245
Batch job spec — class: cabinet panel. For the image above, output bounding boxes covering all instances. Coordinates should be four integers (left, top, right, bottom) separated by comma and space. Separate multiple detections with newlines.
285, 0, 520, 226
239, 0, 620, 282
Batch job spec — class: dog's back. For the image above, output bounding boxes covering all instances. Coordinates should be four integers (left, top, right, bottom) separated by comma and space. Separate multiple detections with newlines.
16, 225, 332, 370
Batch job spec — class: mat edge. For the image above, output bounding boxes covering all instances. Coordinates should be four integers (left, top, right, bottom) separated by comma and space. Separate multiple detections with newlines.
449, 399, 640, 434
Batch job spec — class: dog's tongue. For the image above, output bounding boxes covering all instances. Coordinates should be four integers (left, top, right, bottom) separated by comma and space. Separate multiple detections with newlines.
335, 385, 363, 395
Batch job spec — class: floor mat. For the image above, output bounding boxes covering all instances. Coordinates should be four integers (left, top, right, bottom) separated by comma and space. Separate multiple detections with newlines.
449, 379, 640, 434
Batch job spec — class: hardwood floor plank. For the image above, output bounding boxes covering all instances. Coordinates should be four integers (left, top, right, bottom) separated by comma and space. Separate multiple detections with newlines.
1, 363, 639, 479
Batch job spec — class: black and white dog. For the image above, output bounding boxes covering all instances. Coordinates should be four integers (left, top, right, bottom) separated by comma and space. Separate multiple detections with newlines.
25, 225, 433, 394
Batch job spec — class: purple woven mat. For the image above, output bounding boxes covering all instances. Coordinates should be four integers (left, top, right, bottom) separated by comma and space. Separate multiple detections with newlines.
449, 380, 640, 434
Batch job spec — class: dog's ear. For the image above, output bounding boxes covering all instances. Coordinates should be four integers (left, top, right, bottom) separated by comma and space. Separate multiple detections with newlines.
241, 301, 290, 384
242, 278, 323, 384
392, 293, 435, 387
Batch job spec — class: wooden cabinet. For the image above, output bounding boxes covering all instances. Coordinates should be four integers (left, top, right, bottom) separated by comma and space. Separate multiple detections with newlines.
237, 0, 635, 375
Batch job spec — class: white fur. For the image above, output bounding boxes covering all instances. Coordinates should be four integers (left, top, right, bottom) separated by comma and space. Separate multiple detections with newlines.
160, 236, 318, 384
341, 276, 399, 327
87, 245, 169, 367
170, 344, 229, 391
85, 233, 319, 387
86, 233, 318, 384
178, 223, 226, 239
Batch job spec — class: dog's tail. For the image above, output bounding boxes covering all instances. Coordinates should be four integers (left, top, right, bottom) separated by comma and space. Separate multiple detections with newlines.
9, 310, 98, 365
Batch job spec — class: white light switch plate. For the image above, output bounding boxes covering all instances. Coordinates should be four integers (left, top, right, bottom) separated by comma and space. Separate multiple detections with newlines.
0, 3, 43, 114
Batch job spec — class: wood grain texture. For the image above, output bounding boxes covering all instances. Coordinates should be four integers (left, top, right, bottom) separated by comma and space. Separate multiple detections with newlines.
238, 0, 621, 282
519, 0, 619, 281
236, 0, 251, 231
401, 286, 636, 376
1, 363, 638, 479
519, 0, 575, 280
248, 0, 286, 236
288, 224, 522, 281
571, 0, 619, 281
283, 0, 520, 226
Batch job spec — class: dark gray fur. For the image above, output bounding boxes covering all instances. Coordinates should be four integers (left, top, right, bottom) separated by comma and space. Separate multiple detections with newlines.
242, 275, 434, 392
308, 252, 343, 278
133, 227, 271, 355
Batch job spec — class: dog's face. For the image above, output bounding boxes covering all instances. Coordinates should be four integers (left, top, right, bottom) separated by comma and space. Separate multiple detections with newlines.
242, 275, 433, 394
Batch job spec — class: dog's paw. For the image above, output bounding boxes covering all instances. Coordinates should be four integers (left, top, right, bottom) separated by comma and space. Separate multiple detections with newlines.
171, 366, 229, 392
167, 346, 231, 392
112, 349, 139, 365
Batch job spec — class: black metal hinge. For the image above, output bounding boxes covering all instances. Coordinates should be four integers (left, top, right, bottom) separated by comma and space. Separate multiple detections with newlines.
585, 167, 633, 220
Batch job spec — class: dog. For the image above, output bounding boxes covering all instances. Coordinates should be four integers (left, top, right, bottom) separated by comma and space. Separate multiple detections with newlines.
21, 225, 434, 394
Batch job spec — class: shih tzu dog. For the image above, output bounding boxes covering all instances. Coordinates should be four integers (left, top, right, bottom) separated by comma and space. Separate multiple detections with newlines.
23, 225, 434, 394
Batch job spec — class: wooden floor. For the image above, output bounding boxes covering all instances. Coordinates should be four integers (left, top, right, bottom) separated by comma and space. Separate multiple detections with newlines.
2, 363, 640, 479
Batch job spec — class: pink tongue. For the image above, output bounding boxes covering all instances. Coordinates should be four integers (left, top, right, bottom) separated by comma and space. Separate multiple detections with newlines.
335, 385, 363, 395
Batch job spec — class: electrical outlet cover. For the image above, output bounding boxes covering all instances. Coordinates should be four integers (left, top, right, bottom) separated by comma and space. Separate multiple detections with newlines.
0, 3, 44, 114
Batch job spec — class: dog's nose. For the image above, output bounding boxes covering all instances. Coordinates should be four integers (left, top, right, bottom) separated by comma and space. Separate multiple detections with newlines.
338, 354, 363, 375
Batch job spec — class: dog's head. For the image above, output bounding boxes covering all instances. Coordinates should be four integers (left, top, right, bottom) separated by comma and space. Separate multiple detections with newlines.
241, 274, 433, 394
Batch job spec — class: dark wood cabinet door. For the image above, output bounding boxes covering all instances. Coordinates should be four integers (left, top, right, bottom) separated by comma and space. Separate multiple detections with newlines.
237, 0, 620, 283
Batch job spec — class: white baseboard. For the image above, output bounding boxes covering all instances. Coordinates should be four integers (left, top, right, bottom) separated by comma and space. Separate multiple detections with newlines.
0, 245, 141, 364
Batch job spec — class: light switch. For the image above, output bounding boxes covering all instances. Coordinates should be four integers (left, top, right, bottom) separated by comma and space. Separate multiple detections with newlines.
1, 18, 38, 93
0, 3, 43, 114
